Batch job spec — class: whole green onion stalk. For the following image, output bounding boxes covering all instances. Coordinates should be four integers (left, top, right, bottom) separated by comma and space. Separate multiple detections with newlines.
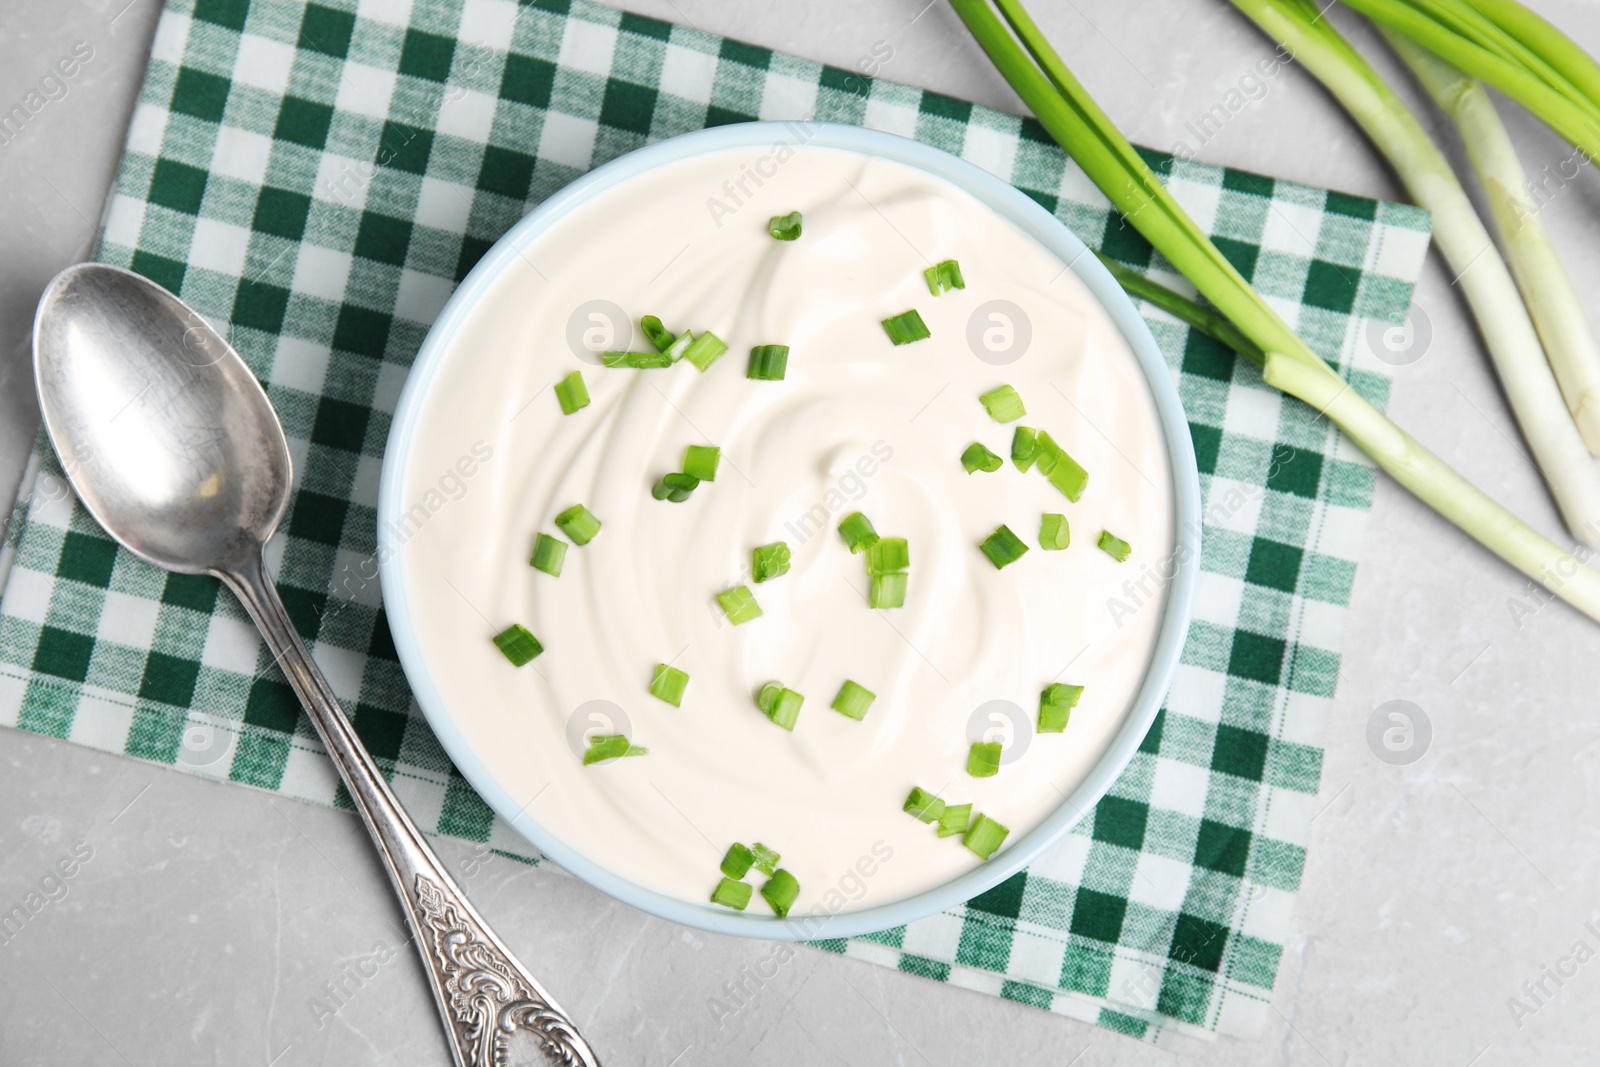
1379, 31, 1600, 454
1224, 0, 1600, 547
948, 0, 1600, 621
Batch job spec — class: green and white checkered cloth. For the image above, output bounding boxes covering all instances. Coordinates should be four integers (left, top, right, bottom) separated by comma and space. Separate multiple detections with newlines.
0, 0, 1431, 1043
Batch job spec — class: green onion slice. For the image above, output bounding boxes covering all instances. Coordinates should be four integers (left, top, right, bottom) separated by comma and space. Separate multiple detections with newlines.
641, 315, 675, 353
555, 504, 602, 545
530, 533, 567, 576
1097, 530, 1132, 561
491, 624, 543, 667
961, 442, 1003, 474
752, 541, 792, 583
747, 344, 790, 381
751, 842, 781, 876
652, 472, 700, 502
768, 211, 803, 240
979, 525, 1029, 569
1034, 431, 1089, 502
865, 537, 909, 575
756, 684, 803, 730
838, 511, 880, 553
683, 331, 729, 372
662, 331, 694, 363
963, 813, 1009, 860
967, 740, 1002, 778
717, 585, 763, 625
760, 869, 800, 917
602, 351, 674, 368
924, 258, 966, 295
903, 786, 946, 823
831, 679, 877, 721
554, 370, 590, 415
881, 309, 931, 346
1012, 426, 1040, 472
869, 572, 908, 609
721, 842, 756, 880
582, 733, 646, 765
711, 876, 752, 910
979, 384, 1026, 423
936, 803, 972, 838
1039, 513, 1070, 551
1039, 682, 1083, 734
649, 663, 689, 707
683, 444, 721, 482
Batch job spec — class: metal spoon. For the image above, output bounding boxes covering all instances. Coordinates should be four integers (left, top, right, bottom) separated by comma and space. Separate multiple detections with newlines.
32, 263, 600, 1067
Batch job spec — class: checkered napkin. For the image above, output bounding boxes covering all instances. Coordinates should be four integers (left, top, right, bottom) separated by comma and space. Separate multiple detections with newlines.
0, 0, 1432, 1042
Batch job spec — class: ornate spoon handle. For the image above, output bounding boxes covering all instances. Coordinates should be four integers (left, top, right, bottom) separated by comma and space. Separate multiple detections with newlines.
224, 551, 601, 1067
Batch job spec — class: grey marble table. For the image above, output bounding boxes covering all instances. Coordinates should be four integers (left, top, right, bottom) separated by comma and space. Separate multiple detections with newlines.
4, 1, 1600, 1064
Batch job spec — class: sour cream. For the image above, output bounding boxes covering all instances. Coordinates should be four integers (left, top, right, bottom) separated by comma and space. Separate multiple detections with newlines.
395, 145, 1174, 914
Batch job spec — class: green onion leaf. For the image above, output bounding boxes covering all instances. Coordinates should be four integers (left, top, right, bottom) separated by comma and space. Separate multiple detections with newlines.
881, 309, 931, 345
641, 315, 675, 353
961, 442, 1004, 474
1039, 682, 1083, 734
602, 351, 674, 368
752, 541, 791, 583
967, 740, 1002, 778
751, 842, 781, 876
555, 504, 602, 545
768, 211, 803, 241
717, 585, 763, 625
830, 679, 877, 721
936, 803, 972, 838
865, 537, 909, 576
491, 624, 543, 667
711, 876, 752, 910
747, 344, 790, 381
963, 813, 1010, 860
649, 663, 689, 707
554, 370, 590, 415
979, 525, 1029, 569
903, 786, 946, 823
1039, 513, 1070, 551
838, 511, 880, 553
652, 472, 700, 502
721, 842, 756, 880
1034, 431, 1089, 501
757, 684, 803, 731
662, 331, 694, 363
683, 444, 721, 482
582, 734, 646, 765
760, 869, 800, 917
979, 384, 1026, 423
869, 572, 908, 609
683, 331, 729, 372
1011, 426, 1040, 472
530, 533, 568, 576
924, 258, 966, 295
1097, 530, 1132, 561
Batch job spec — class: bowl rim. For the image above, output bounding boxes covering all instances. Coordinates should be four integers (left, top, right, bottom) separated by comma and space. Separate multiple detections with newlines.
377, 120, 1201, 940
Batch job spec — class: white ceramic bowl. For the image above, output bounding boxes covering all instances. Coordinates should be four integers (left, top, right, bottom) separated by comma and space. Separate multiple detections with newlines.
378, 122, 1200, 939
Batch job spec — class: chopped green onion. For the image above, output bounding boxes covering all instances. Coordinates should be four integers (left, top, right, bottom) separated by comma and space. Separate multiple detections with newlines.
838, 512, 879, 553
979, 525, 1029, 569
1039, 513, 1070, 551
961, 442, 1003, 474
963, 813, 1009, 860
491, 624, 543, 666
751, 842, 781, 876
936, 803, 972, 838
747, 344, 790, 381
717, 585, 763, 625
1033, 431, 1089, 502
903, 786, 946, 823
711, 876, 752, 910
757, 682, 783, 717
881, 309, 931, 345
760, 869, 800, 917
555, 504, 602, 545
924, 258, 966, 295
683, 331, 729, 372
865, 536, 909, 575
830, 679, 877, 721
967, 740, 1002, 778
1011, 426, 1039, 472
652, 472, 700, 502
662, 331, 694, 362
582, 733, 647, 765
554, 370, 589, 415
649, 663, 689, 707
683, 444, 721, 482
752, 541, 791, 583
529, 533, 567, 576
869, 573, 908, 609
768, 211, 803, 241
1097, 530, 1131, 561
602, 351, 674, 368
721, 842, 756, 880
641, 315, 675, 352
757, 683, 803, 730
979, 384, 1026, 423
1039, 683, 1083, 734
